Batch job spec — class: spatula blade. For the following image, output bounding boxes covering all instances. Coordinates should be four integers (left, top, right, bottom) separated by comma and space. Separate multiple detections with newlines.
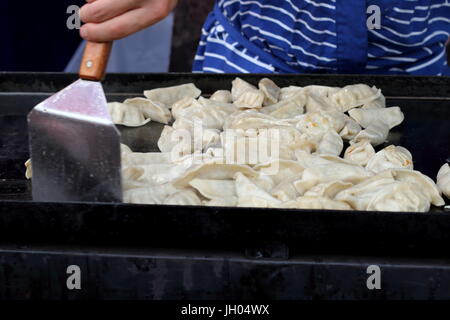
28, 79, 122, 203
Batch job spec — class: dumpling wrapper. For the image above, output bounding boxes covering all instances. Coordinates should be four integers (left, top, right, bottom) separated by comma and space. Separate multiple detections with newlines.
25, 159, 32, 179
174, 163, 258, 187
210, 90, 232, 103
260, 94, 306, 119
234, 89, 265, 109
124, 97, 172, 124
157, 125, 192, 154
231, 77, 257, 101
144, 83, 201, 107
271, 178, 300, 202
235, 172, 282, 208
259, 78, 281, 105
437, 163, 450, 199
339, 117, 362, 141
316, 130, 344, 156
304, 181, 353, 198
254, 159, 305, 185
388, 168, 445, 207
279, 86, 304, 101
348, 106, 404, 129
366, 145, 413, 173
344, 139, 376, 167
329, 84, 382, 112
189, 179, 236, 200
366, 181, 430, 212
107, 102, 150, 127
304, 93, 337, 113
164, 189, 202, 206
334, 171, 394, 209
352, 119, 390, 146
171, 97, 196, 120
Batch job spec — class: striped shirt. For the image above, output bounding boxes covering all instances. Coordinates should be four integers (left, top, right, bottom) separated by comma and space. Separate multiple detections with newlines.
193, 0, 450, 75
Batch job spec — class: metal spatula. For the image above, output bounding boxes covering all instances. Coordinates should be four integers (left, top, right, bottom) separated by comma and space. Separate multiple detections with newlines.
28, 42, 122, 203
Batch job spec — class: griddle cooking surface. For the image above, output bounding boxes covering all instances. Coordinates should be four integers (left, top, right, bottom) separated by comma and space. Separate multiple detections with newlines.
0, 73, 449, 258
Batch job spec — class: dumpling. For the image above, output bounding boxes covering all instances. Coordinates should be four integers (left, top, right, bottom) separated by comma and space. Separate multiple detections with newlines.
164, 189, 202, 206
304, 85, 340, 99
271, 178, 300, 201
304, 180, 353, 198
329, 84, 382, 112
107, 102, 150, 127
344, 139, 376, 166
176, 100, 230, 130
144, 83, 201, 107
348, 106, 404, 130
352, 119, 389, 146
174, 163, 258, 187
316, 130, 344, 156
339, 117, 362, 141
254, 159, 305, 185
189, 179, 236, 199
235, 172, 282, 208
171, 97, 196, 120
334, 171, 400, 210
234, 89, 265, 109
259, 78, 281, 105
210, 90, 232, 103
260, 94, 306, 119
231, 77, 257, 101
304, 93, 337, 113
124, 97, 172, 124
295, 151, 371, 185
366, 181, 431, 212
198, 97, 237, 115
121, 143, 133, 155
366, 145, 413, 173
387, 169, 445, 207
437, 163, 450, 199
157, 125, 191, 154
122, 163, 184, 186
25, 159, 32, 179
279, 86, 304, 101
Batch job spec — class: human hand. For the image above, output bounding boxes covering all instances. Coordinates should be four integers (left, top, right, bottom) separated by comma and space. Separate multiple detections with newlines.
79, 0, 178, 42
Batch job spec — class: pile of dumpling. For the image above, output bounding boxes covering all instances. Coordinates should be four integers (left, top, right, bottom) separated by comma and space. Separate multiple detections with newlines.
109, 78, 449, 211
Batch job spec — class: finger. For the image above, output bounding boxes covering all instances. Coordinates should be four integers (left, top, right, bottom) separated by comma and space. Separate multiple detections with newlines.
79, 0, 140, 24
80, 6, 163, 42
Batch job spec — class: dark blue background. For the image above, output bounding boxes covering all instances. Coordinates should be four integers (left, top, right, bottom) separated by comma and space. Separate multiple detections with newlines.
0, 1, 84, 71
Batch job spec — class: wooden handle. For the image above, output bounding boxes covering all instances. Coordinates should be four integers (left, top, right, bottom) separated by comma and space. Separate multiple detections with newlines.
79, 42, 113, 81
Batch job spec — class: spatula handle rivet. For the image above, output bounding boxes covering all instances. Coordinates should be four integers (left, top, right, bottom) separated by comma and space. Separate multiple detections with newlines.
86, 60, 93, 68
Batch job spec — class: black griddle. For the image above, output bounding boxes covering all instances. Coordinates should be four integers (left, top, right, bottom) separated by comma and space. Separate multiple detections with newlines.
1, 73, 450, 300
1, 72, 450, 255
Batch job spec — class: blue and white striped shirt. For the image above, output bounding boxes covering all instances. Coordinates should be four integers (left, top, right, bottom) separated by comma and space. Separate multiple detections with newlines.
193, 0, 450, 75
